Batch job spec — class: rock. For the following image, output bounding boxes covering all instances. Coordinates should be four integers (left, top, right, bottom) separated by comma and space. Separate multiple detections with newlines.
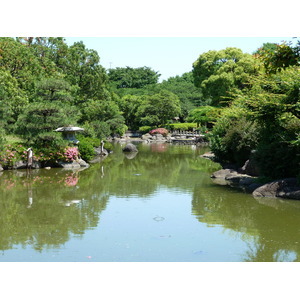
200, 152, 215, 160
211, 169, 238, 179
94, 147, 108, 156
13, 160, 41, 169
57, 159, 89, 169
142, 133, 151, 140
253, 178, 300, 200
122, 143, 138, 152
240, 157, 261, 177
77, 158, 90, 168
0, 164, 3, 172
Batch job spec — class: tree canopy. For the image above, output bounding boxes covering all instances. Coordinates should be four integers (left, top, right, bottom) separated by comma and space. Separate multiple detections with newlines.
192, 47, 259, 105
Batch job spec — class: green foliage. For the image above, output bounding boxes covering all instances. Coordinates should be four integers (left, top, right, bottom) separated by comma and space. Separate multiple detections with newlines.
192, 47, 259, 105
116, 94, 143, 130
14, 101, 79, 146
34, 78, 74, 103
166, 123, 198, 131
0, 69, 29, 130
159, 72, 204, 119
0, 143, 28, 167
187, 106, 222, 128
138, 126, 154, 133
137, 90, 181, 126
211, 59, 300, 178
77, 137, 96, 161
108, 66, 160, 89
210, 110, 259, 165
256, 42, 299, 74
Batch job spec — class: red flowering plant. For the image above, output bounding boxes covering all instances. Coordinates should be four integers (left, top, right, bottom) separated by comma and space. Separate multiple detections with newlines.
63, 147, 79, 162
149, 128, 169, 137
0, 144, 28, 167
31, 146, 79, 163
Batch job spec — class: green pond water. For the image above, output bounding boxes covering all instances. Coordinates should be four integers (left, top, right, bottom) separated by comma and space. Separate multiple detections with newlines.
1, 142, 300, 262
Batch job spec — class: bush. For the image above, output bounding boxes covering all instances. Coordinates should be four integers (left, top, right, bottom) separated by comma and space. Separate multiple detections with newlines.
149, 128, 169, 136
0, 143, 28, 167
166, 123, 197, 131
77, 136, 97, 162
139, 126, 154, 134
210, 108, 259, 165
103, 140, 113, 152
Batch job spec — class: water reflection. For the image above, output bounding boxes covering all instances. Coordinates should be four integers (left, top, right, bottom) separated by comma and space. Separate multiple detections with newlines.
0, 168, 109, 252
1, 142, 299, 261
192, 184, 300, 261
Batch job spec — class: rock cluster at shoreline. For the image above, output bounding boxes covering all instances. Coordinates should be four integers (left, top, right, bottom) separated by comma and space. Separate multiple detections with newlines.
205, 153, 300, 201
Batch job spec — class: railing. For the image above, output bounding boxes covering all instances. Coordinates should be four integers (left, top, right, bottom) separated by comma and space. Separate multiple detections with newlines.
170, 130, 203, 137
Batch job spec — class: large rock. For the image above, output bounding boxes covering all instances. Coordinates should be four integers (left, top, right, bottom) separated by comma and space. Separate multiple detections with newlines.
211, 169, 238, 179
253, 178, 300, 200
57, 159, 89, 169
240, 157, 261, 177
122, 143, 138, 152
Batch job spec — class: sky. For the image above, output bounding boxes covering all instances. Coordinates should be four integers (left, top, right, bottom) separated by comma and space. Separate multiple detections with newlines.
65, 37, 295, 81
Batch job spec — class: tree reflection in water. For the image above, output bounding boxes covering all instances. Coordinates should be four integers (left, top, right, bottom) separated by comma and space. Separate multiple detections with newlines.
192, 184, 300, 262
0, 168, 109, 252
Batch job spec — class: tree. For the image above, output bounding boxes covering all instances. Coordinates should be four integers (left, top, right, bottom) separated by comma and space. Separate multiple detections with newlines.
80, 99, 127, 136
116, 94, 144, 130
137, 90, 181, 126
34, 78, 75, 104
159, 72, 204, 121
0, 69, 29, 130
192, 47, 259, 105
255, 42, 299, 74
65, 41, 110, 101
15, 102, 79, 146
108, 66, 160, 89
187, 106, 221, 128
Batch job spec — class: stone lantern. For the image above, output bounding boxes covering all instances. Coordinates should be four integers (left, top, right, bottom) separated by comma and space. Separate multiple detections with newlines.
54, 126, 84, 144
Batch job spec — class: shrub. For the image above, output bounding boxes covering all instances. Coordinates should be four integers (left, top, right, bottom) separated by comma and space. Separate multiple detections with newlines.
139, 126, 153, 134
166, 123, 197, 131
64, 147, 79, 162
78, 137, 96, 162
149, 128, 169, 137
103, 140, 113, 152
0, 143, 28, 167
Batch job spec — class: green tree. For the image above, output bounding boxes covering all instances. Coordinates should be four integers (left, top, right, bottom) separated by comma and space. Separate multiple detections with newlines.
256, 42, 299, 74
34, 78, 75, 104
0, 37, 45, 93
80, 99, 127, 137
137, 90, 181, 126
192, 47, 259, 105
159, 72, 204, 121
15, 102, 79, 146
187, 106, 221, 128
65, 41, 110, 101
0, 69, 29, 131
108, 66, 160, 89
116, 94, 144, 130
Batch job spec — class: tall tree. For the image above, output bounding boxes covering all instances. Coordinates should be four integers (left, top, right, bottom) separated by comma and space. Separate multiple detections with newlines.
108, 66, 160, 89
137, 90, 181, 126
192, 47, 259, 106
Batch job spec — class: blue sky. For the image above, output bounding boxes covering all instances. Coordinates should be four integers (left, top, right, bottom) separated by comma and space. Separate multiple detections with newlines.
65, 37, 294, 81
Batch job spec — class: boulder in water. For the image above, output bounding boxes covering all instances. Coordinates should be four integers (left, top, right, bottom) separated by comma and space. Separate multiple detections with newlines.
122, 143, 138, 152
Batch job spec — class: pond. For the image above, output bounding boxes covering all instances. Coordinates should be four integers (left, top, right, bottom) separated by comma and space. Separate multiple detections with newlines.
1, 142, 300, 262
